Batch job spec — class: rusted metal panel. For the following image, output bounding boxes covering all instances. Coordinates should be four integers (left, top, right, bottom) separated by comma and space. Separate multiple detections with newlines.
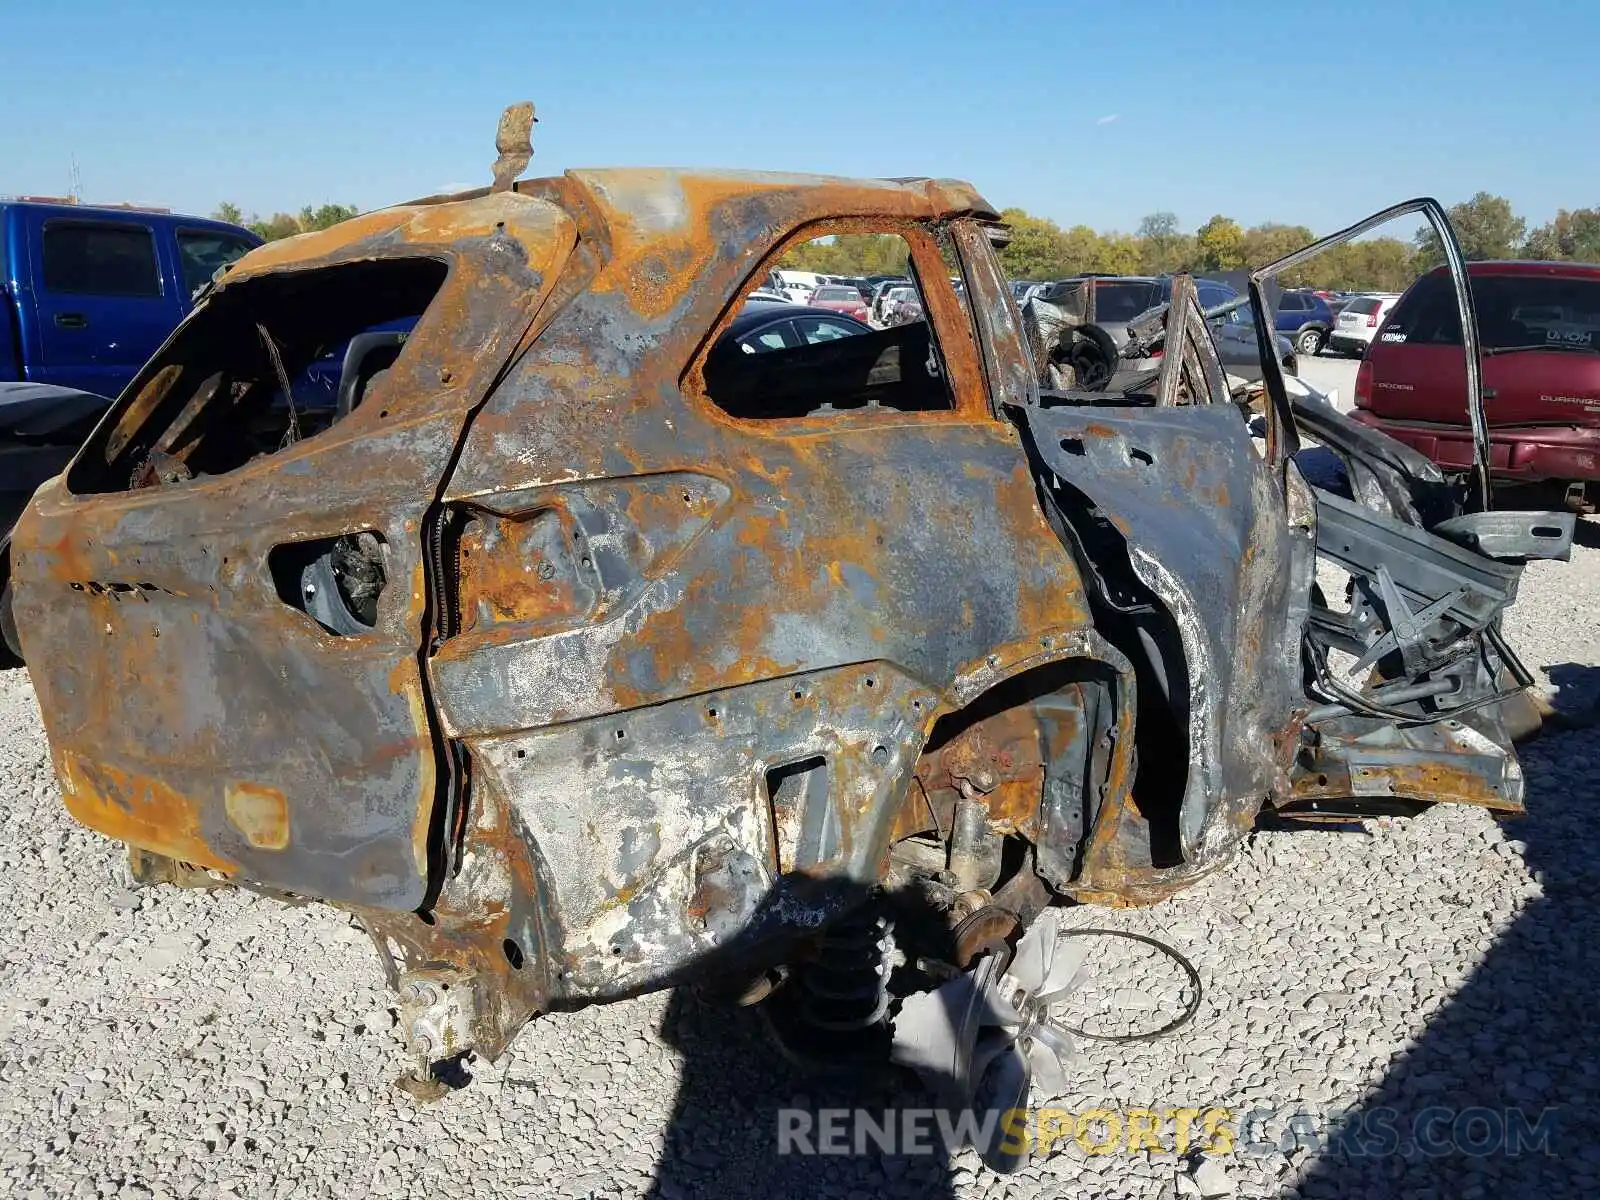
1285, 715, 1525, 814
443, 173, 997, 504
12, 194, 579, 910
431, 431, 1090, 734
1017, 402, 1310, 903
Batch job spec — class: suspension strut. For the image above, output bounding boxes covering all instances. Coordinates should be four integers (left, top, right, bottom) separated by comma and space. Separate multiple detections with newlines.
794, 909, 896, 1032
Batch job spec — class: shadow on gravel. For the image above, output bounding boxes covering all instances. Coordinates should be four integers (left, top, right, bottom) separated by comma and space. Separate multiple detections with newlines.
644, 987, 956, 1200
1546, 663, 1600, 718
634, 876, 972, 1200
1295, 695, 1600, 1198
1291, 447, 1348, 496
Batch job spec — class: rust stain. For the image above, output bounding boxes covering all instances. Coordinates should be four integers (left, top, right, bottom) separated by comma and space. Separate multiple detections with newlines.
60, 753, 234, 874
224, 781, 291, 850
1287, 755, 1521, 812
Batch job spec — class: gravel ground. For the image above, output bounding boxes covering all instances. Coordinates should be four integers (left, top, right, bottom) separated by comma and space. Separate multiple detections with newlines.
2, 512, 1598, 1199
1294, 354, 1359, 410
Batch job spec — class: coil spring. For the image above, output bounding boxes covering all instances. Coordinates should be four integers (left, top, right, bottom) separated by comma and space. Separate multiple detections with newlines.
796, 911, 896, 1032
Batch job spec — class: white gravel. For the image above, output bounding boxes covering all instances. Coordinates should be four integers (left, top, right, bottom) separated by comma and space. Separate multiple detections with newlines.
2, 517, 1598, 1200
1294, 354, 1360, 410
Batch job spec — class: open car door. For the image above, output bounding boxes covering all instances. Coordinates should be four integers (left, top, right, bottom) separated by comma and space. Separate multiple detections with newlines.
1249, 200, 1571, 819
1011, 200, 1572, 865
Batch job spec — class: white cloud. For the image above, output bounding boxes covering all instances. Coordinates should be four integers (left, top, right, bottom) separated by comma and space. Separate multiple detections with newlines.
1095, 114, 1121, 126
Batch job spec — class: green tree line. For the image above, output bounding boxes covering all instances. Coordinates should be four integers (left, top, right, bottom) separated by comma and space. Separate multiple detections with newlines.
783, 194, 1600, 293
1002, 193, 1600, 289
213, 201, 359, 242
221, 192, 1600, 293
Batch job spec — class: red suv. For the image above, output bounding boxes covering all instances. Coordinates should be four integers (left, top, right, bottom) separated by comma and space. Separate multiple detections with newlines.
1352, 261, 1600, 497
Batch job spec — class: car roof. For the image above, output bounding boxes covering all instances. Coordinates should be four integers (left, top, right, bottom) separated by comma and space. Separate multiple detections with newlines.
726, 304, 869, 336
405, 169, 995, 233
223, 168, 995, 320
0, 200, 258, 240
1421, 259, 1600, 280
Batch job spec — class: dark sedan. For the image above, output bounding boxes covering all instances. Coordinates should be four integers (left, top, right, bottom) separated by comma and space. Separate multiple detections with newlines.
724, 303, 872, 353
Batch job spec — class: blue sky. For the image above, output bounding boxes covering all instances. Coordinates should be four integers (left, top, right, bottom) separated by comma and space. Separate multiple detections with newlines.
2, 0, 1594, 238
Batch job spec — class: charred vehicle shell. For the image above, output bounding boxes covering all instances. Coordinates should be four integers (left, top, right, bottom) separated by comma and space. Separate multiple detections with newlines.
6, 110, 1572, 1153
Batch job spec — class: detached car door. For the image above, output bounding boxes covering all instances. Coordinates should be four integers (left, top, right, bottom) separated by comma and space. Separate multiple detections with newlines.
10, 194, 577, 911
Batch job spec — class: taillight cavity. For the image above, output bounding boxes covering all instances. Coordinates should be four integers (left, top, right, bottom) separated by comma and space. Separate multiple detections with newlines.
1354, 358, 1373, 408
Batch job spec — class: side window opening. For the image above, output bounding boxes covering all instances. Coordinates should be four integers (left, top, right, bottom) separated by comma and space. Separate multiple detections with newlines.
176, 230, 259, 298
66, 258, 448, 496
699, 229, 960, 420
42, 221, 161, 298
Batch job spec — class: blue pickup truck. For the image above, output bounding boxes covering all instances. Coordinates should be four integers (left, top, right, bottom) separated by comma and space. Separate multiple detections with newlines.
1, 200, 261, 660
1, 201, 260, 396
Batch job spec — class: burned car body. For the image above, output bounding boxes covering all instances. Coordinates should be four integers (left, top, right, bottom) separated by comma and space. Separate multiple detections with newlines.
7, 121, 1571, 1137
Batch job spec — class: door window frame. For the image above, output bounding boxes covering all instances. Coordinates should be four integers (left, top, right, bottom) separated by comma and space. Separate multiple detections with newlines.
682, 217, 990, 430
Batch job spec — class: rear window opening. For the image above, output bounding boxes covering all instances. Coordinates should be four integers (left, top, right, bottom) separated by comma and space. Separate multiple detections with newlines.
1091, 280, 1163, 324
66, 258, 447, 496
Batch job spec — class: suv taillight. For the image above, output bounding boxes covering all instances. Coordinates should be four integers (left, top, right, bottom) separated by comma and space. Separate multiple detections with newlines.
1366, 308, 1380, 327
1354, 358, 1373, 408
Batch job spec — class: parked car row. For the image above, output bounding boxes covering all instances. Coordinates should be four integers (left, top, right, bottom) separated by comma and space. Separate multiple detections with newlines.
1008, 271, 1416, 364
840, 255, 1600, 511
754, 269, 911, 310
750, 279, 924, 326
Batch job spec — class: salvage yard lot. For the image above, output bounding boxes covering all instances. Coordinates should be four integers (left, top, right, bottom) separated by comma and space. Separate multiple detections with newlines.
1, 466, 1596, 1200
